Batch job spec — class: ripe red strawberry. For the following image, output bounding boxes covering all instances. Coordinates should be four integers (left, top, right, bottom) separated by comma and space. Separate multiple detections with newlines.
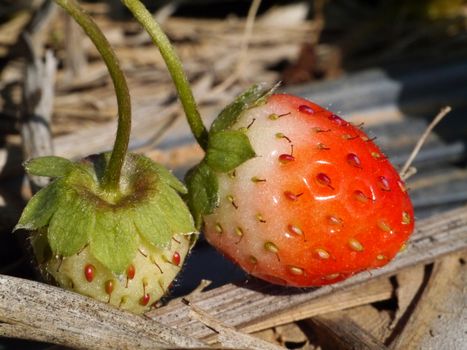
187, 86, 414, 287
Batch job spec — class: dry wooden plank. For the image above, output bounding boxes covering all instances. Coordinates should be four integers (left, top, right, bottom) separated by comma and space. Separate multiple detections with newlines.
389, 253, 467, 349
338, 305, 393, 343
267, 323, 309, 348
388, 264, 425, 331
0, 274, 206, 349
149, 205, 467, 340
197, 276, 391, 345
20, 46, 56, 191
240, 276, 393, 334
183, 299, 284, 350
306, 313, 389, 350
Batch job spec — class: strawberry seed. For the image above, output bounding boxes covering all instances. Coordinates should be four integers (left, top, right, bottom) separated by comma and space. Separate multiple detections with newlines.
288, 265, 304, 275
127, 264, 135, 280
317, 143, 330, 150
279, 154, 295, 164
256, 213, 266, 223
172, 251, 181, 266
284, 191, 302, 201
105, 280, 114, 295
84, 264, 95, 282
328, 215, 343, 225
328, 114, 348, 126
378, 176, 391, 191
323, 273, 340, 280
298, 104, 315, 115
402, 211, 411, 225
348, 238, 364, 252
316, 173, 332, 188
315, 248, 330, 259
275, 132, 292, 143
378, 220, 393, 233
347, 153, 362, 168
249, 255, 258, 264
354, 190, 369, 203
288, 224, 303, 235
140, 293, 150, 306
251, 176, 267, 183
264, 241, 279, 254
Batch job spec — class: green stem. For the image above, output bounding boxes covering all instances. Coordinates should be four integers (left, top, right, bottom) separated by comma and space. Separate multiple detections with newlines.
122, 0, 208, 150
55, 0, 131, 192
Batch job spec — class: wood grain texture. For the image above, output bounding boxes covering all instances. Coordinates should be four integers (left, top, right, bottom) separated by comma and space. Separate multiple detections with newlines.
238, 276, 393, 334
149, 205, 467, 340
307, 313, 389, 350
0, 275, 206, 349
338, 305, 393, 343
20, 45, 56, 191
389, 253, 467, 349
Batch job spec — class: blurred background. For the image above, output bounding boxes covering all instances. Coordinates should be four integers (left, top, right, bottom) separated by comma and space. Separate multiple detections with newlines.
0, 0, 466, 348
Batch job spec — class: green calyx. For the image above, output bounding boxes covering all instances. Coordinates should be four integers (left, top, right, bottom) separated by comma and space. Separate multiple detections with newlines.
186, 84, 275, 229
16, 153, 196, 274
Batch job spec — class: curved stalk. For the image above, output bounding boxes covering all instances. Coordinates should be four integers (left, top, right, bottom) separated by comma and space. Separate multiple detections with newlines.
122, 0, 208, 150
55, 0, 131, 192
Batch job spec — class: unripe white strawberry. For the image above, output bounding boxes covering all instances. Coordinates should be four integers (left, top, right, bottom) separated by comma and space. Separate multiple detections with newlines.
16, 153, 196, 314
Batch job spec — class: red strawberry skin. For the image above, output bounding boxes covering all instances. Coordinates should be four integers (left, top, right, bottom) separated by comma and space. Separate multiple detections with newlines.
204, 94, 414, 287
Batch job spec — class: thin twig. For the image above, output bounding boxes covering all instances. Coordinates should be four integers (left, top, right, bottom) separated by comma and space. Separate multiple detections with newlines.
211, 0, 263, 94
400, 106, 452, 180
183, 298, 284, 350
188, 279, 213, 298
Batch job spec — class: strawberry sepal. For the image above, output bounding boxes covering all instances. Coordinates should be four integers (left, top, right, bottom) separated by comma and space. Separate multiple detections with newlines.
14, 179, 64, 231
47, 188, 94, 257
91, 209, 139, 274
206, 130, 256, 172
209, 83, 276, 134
185, 84, 279, 228
17, 152, 197, 275
185, 162, 219, 229
24, 156, 75, 178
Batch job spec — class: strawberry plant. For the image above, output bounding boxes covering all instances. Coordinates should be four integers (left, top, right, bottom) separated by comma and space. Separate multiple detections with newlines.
14, 0, 196, 314
126, 0, 415, 287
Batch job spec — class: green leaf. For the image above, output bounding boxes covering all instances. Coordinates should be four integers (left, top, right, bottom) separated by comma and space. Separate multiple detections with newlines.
185, 162, 219, 229
156, 183, 196, 234
210, 84, 272, 134
133, 182, 195, 248
14, 180, 63, 231
132, 197, 173, 248
206, 130, 256, 172
24, 156, 74, 178
47, 189, 94, 257
90, 209, 138, 274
